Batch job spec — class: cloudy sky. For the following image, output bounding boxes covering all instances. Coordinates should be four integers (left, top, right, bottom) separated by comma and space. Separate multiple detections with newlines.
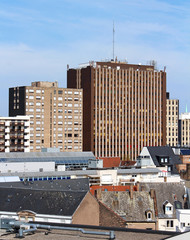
0, 0, 190, 116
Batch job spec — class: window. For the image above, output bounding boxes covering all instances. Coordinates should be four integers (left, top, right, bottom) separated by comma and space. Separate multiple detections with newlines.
167, 220, 173, 228
166, 206, 172, 211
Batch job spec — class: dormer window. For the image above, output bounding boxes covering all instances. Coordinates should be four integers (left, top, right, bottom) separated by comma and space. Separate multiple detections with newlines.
163, 201, 173, 215
158, 156, 169, 164
166, 206, 172, 211
145, 210, 152, 221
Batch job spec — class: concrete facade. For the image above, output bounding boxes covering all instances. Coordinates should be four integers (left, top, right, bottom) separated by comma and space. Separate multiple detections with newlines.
9, 82, 82, 152
179, 112, 190, 147
67, 61, 166, 160
166, 96, 179, 147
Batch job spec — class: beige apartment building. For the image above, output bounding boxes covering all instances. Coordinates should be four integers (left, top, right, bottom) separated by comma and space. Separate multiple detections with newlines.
0, 116, 30, 152
67, 60, 166, 160
9, 82, 82, 152
166, 93, 179, 146
179, 112, 190, 147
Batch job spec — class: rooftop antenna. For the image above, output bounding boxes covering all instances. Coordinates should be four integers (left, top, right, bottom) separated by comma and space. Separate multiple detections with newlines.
186, 104, 188, 113
113, 21, 115, 60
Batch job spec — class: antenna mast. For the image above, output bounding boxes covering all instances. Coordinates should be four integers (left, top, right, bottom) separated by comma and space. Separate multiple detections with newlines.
113, 21, 115, 60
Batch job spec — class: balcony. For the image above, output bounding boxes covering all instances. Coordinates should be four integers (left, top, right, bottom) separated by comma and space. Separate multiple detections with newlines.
5, 141, 10, 146
24, 122, 30, 127
5, 128, 10, 133
24, 135, 30, 140
24, 141, 30, 147
5, 121, 10, 127
5, 135, 10, 140
25, 128, 30, 133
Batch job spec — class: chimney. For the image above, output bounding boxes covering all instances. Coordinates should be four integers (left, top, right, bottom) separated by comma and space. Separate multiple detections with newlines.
150, 189, 155, 199
130, 184, 133, 199
136, 182, 140, 191
95, 188, 102, 200
187, 164, 190, 179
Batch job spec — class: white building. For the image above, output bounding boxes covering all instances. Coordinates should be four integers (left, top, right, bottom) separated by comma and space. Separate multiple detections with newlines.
176, 209, 190, 232
0, 116, 30, 153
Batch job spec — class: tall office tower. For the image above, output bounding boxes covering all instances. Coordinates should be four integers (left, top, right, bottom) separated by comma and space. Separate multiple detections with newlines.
0, 116, 30, 152
67, 60, 166, 160
9, 82, 83, 152
179, 112, 190, 147
166, 92, 179, 146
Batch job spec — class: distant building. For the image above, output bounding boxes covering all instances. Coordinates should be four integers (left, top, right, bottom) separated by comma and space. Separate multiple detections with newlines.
179, 112, 190, 147
0, 151, 96, 172
166, 93, 179, 146
136, 146, 182, 174
0, 116, 30, 152
67, 60, 167, 160
9, 81, 82, 152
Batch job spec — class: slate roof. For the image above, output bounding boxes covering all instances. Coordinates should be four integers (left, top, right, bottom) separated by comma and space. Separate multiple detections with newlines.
0, 187, 87, 216
140, 182, 186, 219
147, 146, 182, 174
100, 191, 155, 222
0, 178, 89, 192
180, 149, 190, 155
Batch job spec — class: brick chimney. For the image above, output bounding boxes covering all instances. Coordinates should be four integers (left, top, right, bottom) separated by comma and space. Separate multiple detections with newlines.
136, 182, 140, 191
130, 184, 133, 199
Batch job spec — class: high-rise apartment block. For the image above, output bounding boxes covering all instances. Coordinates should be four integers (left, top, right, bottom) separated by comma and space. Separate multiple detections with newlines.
179, 112, 190, 147
0, 116, 30, 152
166, 93, 179, 146
9, 82, 83, 152
67, 61, 166, 160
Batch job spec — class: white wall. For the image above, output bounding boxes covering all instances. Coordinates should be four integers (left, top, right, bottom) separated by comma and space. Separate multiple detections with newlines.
158, 218, 178, 232
0, 162, 55, 173
0, 212, 72, 224
137, 147, 155, 167
98, 169, 117, 185
57, 165, 66, 171
176, 209, 190, 231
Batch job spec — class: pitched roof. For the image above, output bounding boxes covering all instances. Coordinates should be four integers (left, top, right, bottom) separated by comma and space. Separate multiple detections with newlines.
147, 146, 182, 173
100, 191, 155, 222
140, 182, 185, 219
180, 149, 190, 155
0, 187, 87, 216
0, 178, 89, 192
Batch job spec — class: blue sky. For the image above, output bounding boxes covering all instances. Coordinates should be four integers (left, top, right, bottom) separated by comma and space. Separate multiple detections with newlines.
0, 0, 190, 116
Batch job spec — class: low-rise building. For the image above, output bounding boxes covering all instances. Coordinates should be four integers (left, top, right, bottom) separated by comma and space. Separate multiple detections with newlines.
136, 146, 182, 174
176, 209, 190, 232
